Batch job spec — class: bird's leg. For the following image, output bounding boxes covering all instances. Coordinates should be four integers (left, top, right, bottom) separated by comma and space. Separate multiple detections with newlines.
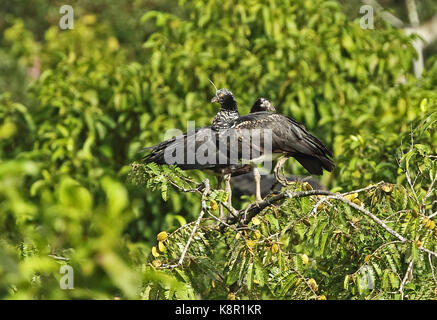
253, 167, 263, 203
274, 157, 288, 186
223, 173, 236, 216
217, 176, 225, 222
241, 167, 263, 222
217, 175, 223, 189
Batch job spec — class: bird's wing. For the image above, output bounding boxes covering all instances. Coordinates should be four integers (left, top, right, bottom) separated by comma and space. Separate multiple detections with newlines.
232, 113, 330, 156
228, 113, 334, 174
142, 126, 237, 170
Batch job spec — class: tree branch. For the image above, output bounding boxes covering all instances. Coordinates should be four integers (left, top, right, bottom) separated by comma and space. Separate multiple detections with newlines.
161, 179, 210, 269
399, 259, 414, 299
311, 192, 408, 242
227, 189, 333, 225
222, 180, 437, 260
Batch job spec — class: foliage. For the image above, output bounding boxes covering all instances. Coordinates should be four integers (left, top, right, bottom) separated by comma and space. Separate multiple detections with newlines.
0, 0, 436, 299
132, 113, 436, 299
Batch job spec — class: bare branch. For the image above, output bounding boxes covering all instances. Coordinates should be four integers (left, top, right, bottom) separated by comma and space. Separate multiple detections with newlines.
228, 189, 333, 225
405, 0, 420, 28
161, 179, 211, 269
416, 14, 437, 46
399, 259, 414, 300
312, 192, 408, 242
222, 180, 437, 259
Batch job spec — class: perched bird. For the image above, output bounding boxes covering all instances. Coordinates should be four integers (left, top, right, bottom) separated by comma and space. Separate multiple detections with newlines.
216, 97, 276, 180
142, 90, 334, 213
250, 98, 276, 113
233, 97, 276, 202
222, 104, 334, 187
141, 88, 241, 173
141, 89, 276, 215
142, 96, 275, 169
210, 88, 240, 130
209, 94, 277, 211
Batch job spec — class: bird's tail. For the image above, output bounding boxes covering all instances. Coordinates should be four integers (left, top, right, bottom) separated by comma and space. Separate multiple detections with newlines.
293, 154, 335, 176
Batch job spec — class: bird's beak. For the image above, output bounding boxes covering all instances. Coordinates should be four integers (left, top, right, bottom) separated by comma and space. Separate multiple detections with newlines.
211, 96, 219, 103
268, 105, 276, 112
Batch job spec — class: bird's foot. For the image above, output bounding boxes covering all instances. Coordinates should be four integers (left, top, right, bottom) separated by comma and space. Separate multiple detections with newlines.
274, 168, 288, 187
254, 198, 263, 207
273, 157, 289, 186
274, 172, 289, 187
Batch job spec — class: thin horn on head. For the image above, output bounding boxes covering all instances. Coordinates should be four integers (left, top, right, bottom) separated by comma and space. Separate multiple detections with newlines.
208, 79, 218, 92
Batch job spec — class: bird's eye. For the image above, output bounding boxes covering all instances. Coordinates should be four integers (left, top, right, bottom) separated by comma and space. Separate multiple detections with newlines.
219, 93, 224, 97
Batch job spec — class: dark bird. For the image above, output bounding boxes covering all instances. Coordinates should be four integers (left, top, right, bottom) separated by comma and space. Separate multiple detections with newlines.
141, 90, 333, 213
250, 98, 276, 113
222, 103, 334, 187
141, 96, 275, 169
141, 90, 276, 215
141, 88, 241, 172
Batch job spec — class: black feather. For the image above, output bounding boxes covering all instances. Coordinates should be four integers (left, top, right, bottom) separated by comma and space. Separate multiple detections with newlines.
141, 93, 334, 177
226, 112, 334, 175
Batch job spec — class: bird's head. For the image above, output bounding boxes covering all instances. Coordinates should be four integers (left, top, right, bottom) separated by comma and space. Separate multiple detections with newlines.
211, 88, 235, 105
251, 97, 276, 113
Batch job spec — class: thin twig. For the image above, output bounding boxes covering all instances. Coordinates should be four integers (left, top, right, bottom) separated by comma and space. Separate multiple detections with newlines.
48, 254, 69, 261
177, 179, 210, 267
428, 254, 437, 287
424, 172, 437, 215
314, 194, 408, 242
429, 211, 437, 219
399, 259, 414, 300
161, 179, 210, 269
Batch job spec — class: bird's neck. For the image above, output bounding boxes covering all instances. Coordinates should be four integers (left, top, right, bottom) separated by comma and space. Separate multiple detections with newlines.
212, 108, 239, 130
221, 97, 238, 111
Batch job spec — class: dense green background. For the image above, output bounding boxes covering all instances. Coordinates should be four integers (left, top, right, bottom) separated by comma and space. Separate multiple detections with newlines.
0, 0, 436, 299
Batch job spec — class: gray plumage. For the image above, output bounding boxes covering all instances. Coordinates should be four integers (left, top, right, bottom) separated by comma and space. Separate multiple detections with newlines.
227, 112, 334, 175
141, 92, 274, 176
142, 92, 334, 177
